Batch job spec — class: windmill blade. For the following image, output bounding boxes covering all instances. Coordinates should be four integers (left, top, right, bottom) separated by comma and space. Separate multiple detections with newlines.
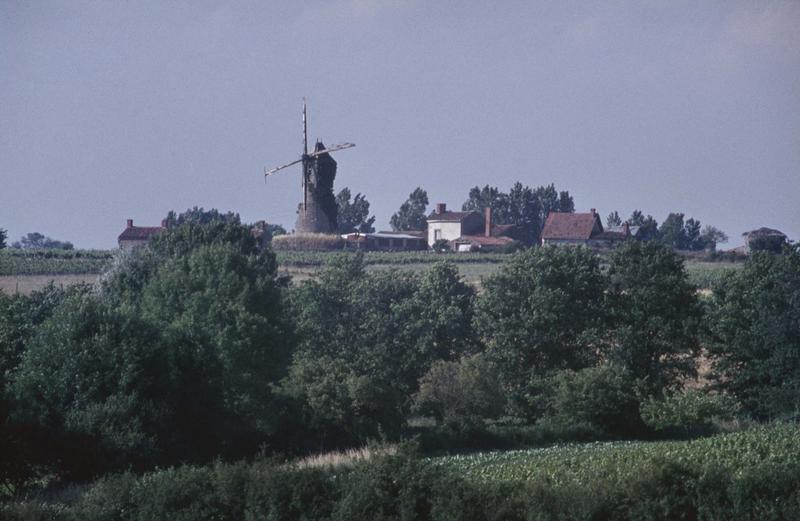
308, 142, 355, 157
264, 158, 303, 177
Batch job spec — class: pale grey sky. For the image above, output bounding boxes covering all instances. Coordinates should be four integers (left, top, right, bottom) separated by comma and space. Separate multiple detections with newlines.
2, 1, 798, 248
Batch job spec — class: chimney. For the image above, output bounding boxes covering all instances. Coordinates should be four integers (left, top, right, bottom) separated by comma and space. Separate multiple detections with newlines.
623, 222, 630, 235
127, 219, 133, 229
484, 207, 492, 237
435, 203, 446, 214
590, 208, 596, 216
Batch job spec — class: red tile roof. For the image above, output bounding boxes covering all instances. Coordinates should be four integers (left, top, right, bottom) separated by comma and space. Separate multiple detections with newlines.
427, 210, 476, 222
541, 212, 602, 240
118, 226, 163, 241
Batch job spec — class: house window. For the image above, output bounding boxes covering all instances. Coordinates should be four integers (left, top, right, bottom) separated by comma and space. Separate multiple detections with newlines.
434, 229, 442, 241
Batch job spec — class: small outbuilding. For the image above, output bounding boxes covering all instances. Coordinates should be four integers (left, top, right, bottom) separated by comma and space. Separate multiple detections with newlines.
117, 219, 165, 251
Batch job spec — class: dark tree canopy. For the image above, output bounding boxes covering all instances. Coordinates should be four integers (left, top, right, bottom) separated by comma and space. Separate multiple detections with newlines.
0, 228, 6, 249
629, 210, 659, 240
475, 246, 606, 391
390, 187, 429, 231
605, 240, 702, 392
606, 211, 622, 228
165, 207, 240, 227
706, 246, 800, 420
462, 185, 509, 219
12, 232, 73, 250
8, 216, 293, 478
285, 257, 476, 443
336, 187, 376, 234
462, 182, 573, 242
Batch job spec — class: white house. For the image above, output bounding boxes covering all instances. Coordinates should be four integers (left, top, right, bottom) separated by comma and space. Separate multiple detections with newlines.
426, 203, 483, 247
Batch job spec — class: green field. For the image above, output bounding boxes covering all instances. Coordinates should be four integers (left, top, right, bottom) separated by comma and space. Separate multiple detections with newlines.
0, 248, 113, 275
434, 423, 799, 485
0, 247, 742, 290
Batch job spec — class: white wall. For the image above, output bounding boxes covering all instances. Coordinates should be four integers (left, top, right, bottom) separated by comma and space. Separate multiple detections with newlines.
427, 221, 463, 246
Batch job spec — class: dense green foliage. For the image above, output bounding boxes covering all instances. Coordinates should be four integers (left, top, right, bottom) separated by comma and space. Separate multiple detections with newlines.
12, 232, 74, 250
390, 187, 429, 231
414, 354, 505, 429
475, 247, 606, 394
640, 389, 739, 434
4, 426, 800, 520
606, 241, 702, 391
462, 182, 574, 242
0, 228, 6, 249
4, 218, 292, 479
706, 246, 800, 420
336, 187, 376, 234
2, 209, 797, 515
284, 258, 476, 445
529, 365, 646, 438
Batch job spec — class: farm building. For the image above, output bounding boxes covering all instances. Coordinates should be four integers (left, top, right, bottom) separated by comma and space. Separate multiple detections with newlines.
540, 209, 634, 248
427, 204, 521, 251
341, 231, 427, 251
117, 219, 166, 251
741, 227, 788, 253
426, 203, 484, 246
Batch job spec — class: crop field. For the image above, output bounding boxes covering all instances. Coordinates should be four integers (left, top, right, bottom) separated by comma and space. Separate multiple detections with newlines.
0, 248, 113, 275
0, 247, 742, 291
433, 424, 799, 486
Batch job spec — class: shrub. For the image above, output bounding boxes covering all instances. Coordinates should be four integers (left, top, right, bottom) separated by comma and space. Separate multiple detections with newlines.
531, 364, 647, 437
413, 354, 505, 430
640, 389, 739, 435
271, 233, 344, 251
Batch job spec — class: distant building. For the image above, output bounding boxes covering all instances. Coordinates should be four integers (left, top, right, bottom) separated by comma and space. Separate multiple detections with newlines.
426, 204, 484, 246
341, 231, 427, 251
427, 204, 520, 251
540, 209, 633, 247
742, 227, 787, 253
117, 219, 165, 251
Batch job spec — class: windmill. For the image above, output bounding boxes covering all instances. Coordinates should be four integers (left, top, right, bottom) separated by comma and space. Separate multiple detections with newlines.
264, 99, 355, 234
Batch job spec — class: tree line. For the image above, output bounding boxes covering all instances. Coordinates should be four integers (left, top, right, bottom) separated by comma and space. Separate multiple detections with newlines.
1, 209, 798, 489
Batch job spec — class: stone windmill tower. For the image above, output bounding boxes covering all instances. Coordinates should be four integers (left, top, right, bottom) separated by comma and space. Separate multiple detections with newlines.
264, 100, 355, 234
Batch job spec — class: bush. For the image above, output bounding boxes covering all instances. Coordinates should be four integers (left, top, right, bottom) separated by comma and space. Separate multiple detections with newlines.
413, 354, 505, 430
640, 389, 739, 435
530, 365, 647, 437
271, 233, 344, 251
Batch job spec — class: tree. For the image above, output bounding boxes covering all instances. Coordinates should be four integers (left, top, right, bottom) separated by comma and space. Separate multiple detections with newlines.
164, 207, 239, 227
475, 247, 606, 397
606, 211, 622, 228
390, 187, 429, 231
706, 246, 800, 420
0, 228, 6, 249
659, 213, 687, 249
13, 232, 73, 250
462, 185, 509, 222
684, 218, 702, 250
9, 219, 293, 478
629, 210, 659, 240
413, 354, 505, 429
505, 182, 541, 243
700, 226, 728, 251
336, 187, 376, 234
286, 257, 478, 442
605, 241, 702, 392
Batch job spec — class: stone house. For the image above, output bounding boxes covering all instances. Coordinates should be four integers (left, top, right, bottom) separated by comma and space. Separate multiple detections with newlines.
117, 219, 165, 251
540, 209, 634, 247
